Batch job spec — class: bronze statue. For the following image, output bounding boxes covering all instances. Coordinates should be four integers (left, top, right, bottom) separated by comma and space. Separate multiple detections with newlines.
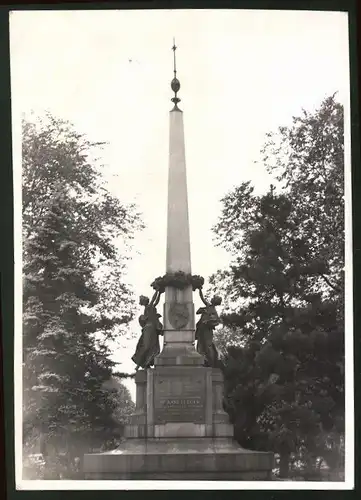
132, 291, 163, 370
195, 290, 222, 368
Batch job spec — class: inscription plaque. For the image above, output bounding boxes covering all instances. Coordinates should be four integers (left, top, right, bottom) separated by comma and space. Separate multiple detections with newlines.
154, 371, 206, 423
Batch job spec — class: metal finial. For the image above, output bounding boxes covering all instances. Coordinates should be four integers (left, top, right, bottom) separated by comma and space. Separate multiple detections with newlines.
171, 38, 181, 111
172, 38, 177, 77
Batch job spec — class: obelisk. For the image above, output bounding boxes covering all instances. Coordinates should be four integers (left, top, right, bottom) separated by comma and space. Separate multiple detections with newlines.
155, 40, 202, 366
166, 42, 191, 274
83, 43, 274, 479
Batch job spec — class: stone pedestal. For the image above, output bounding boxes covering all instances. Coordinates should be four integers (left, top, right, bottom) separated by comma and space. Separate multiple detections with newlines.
155, 285, 204, 366
83, 364, 274, 480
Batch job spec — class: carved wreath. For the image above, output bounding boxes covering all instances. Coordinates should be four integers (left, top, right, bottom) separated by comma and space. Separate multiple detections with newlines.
151, 272, 204, 293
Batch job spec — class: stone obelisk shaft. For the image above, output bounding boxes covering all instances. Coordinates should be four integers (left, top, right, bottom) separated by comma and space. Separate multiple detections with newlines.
165, 108, 193, 306
166, 109, 191, 276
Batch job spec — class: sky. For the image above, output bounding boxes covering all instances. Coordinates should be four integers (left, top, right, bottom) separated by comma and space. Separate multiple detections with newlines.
11, 9, 351, 400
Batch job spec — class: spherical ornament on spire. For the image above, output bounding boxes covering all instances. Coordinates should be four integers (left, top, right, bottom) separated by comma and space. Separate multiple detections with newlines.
170, 40, 181, 110
171, 77, 180, 94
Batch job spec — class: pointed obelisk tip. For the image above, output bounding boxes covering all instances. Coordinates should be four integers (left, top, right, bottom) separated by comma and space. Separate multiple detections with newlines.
171, 38, 181, 111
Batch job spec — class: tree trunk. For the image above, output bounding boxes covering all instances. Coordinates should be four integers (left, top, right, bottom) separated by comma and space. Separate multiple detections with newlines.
279, 453, 290, 479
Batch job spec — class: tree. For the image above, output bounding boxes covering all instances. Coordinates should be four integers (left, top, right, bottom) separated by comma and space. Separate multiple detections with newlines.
23, 191, 113, 477
211, 95, 344, 479
22, 112, 143, 339
22, 113, 142, 479
102, 376, 135, 439
260, 93, 344, 298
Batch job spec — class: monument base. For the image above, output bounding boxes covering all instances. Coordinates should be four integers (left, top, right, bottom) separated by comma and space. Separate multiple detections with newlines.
84, 366, 274, 480
83, 437, 274, 480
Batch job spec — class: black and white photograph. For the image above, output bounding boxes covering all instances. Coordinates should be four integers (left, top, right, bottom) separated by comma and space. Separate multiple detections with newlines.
11, 7, 353, 489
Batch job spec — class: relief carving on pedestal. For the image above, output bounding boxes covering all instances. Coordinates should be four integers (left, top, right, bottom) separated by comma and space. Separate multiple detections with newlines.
168, 302, 189, 329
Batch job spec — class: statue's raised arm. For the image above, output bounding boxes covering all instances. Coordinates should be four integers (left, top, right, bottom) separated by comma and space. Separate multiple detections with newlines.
152, 289, 161, 307
198, 288, 210, 307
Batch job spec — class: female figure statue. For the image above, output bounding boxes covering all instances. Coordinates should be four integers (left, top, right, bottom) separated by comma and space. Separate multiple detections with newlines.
195, 290, 222, 368
131, 290, 163, 370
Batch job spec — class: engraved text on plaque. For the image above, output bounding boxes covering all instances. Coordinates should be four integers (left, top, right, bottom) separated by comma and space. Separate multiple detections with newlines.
154, 370, 206, 423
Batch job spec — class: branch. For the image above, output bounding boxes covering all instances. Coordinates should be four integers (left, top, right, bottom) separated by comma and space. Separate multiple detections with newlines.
319, 274, 342, 293
278, 292, 286, 310
112, 371, 136, 379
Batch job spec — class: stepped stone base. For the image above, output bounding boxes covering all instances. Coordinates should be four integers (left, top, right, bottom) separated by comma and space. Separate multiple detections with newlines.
83, 437, 274, 480
83, 363, 274, 480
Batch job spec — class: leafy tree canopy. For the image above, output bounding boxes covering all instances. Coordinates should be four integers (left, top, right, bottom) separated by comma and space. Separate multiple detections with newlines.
211, 95, 344, 479
22, 113, 142, 479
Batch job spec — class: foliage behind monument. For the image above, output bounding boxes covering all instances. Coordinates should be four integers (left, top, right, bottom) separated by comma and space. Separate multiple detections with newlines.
22, 113, 143, 478
211, 95, 345, 479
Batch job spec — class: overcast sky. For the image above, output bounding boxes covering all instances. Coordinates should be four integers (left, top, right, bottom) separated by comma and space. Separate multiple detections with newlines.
11, 9, 350, 397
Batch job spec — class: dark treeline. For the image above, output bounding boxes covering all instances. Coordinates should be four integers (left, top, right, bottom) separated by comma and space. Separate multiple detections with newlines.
211, 95, 345, 480
22, 113, 143, 479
